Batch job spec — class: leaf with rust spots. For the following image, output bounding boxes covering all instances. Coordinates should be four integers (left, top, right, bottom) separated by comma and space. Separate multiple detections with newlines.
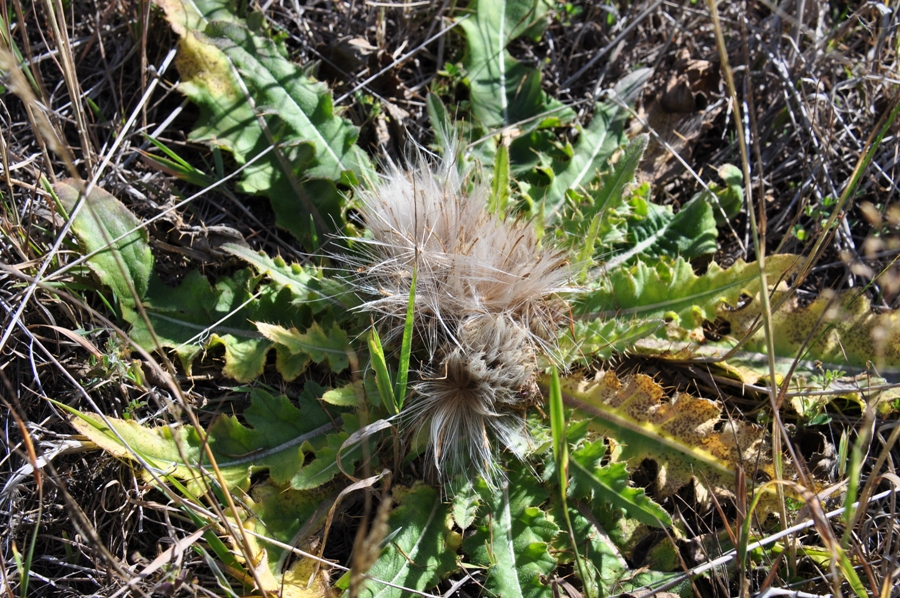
554, 370, 783, 503
721, 288, 900, 374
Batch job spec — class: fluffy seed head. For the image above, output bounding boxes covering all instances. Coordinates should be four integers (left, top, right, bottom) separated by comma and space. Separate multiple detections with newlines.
350, 151, 571, 482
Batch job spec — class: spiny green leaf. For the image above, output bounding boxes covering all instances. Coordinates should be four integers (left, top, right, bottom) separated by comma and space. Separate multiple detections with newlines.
463, 470, 558, 598
602, 193, 717, 268
361, 484, 456, 598
553, 134, 647, 268
587, 133, 649, 227
54, 180, 152, 322
559, 318, 665, 365
576, 254, 801, 342
222, 242, 352, 311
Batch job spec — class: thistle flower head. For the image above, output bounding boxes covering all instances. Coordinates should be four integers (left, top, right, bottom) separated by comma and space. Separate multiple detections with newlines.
350, 151, 572, 482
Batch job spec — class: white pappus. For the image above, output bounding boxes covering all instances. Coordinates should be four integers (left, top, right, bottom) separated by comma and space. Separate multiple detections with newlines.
348, 149, 573, 483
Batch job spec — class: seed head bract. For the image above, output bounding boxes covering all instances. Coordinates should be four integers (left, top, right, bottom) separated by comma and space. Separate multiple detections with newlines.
349, 149, 572, 483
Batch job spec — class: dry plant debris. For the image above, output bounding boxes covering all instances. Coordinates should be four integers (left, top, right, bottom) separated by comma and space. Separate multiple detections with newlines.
1, 1, 899, 597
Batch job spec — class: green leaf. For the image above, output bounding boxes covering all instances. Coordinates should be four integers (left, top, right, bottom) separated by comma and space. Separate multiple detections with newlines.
222, 242, 353, 311
711, 163, 743, 222
548, 367, 566, 470
203, 21, 369, 182
130, 269, 316, 381
393, 267, 416, 412
576, 254, 801, 342
539, 105, 638, 219
321, 377, 377, 407
588, 134, 649, 228
290, 418, 363, 490
54, 180, 152, 322
568, 441, 671, 528
554, 134, 648, 268
463, 471, 558, 598
154, 1, 372, 248
547, 367, 595, 594
602, 193, 717, 268
459, 0, 574, 129
257, 320, 351, 373
368, 328, 397, 415
65, 387, 339, 494
450, 477, 480, 529
559, 318, 665, 364
360, 484, 456, 598
241, 479, 324, 569
489, 143, 511, 215
552, 501, 690, 597
142, 136, 219, 189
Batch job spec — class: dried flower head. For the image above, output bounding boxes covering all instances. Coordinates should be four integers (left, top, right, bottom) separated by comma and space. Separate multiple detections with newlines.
349, 151, 572, 482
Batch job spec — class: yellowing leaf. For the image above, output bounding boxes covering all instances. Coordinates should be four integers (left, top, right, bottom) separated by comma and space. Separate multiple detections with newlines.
65, 388, 342, 495
232, 481, 335, 598
557, 371, 780, 501
579, 254, 802, 344
721, 288, 900, 373
54, 179, 153, 322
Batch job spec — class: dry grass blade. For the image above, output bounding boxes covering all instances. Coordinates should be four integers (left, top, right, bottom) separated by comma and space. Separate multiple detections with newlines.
2, 1, 898, 596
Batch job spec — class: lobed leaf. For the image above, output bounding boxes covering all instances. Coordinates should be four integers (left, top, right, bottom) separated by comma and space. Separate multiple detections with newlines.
67, 387, 342, 494
567, 442, 670, 528
257, 321, 351, 373
131, 268, 351, 381
558, 318, 665, 365
222, 242, 352, 311
601, 192, 717, 268
238, 481, 332, 593
577, 254, 801, 342
556, 370, 781, 501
